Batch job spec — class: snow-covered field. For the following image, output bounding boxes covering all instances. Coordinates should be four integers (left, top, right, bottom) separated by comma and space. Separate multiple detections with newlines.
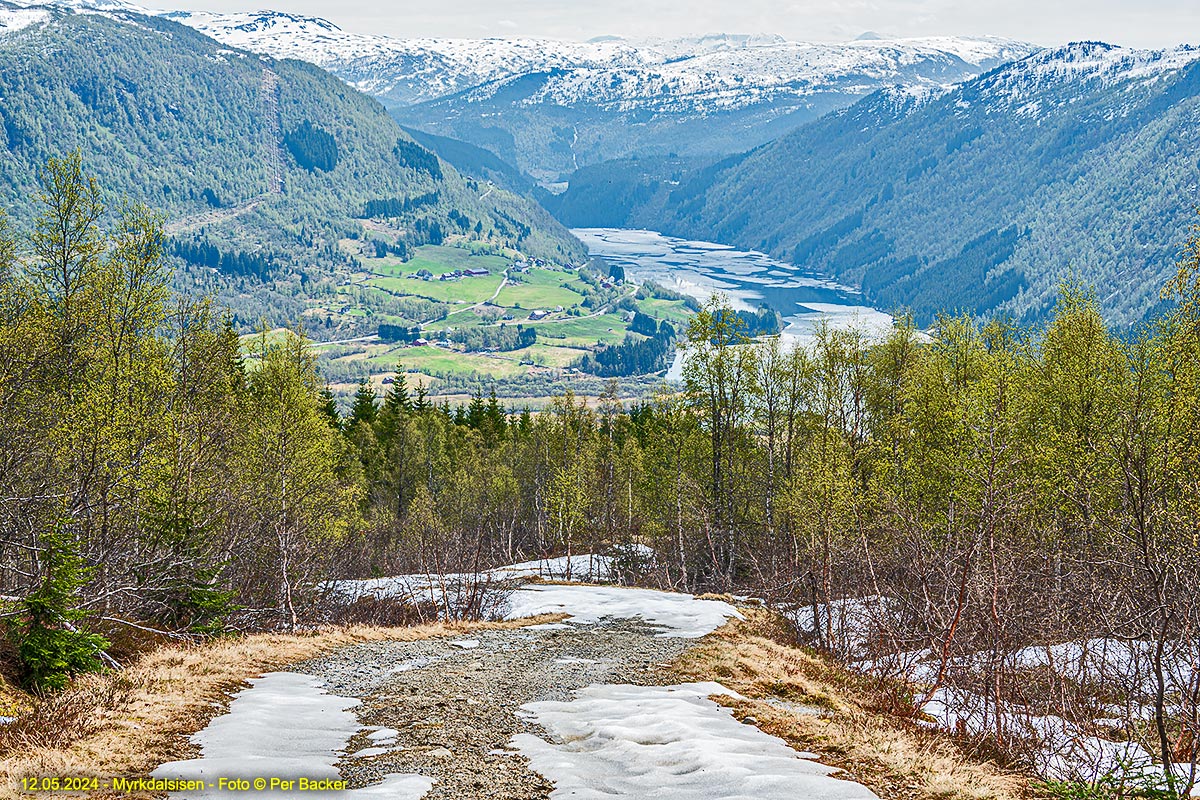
333, 548, 740, 638
506, 583, 742, 638
513, 682, 879, 800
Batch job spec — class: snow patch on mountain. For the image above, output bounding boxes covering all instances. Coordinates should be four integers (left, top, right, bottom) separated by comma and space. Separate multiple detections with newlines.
162, 9, 1039, 111
0, 6, 49, 34
526, 37, 1023, 113
973, 41, 1200, 108
5, 0, 144, 15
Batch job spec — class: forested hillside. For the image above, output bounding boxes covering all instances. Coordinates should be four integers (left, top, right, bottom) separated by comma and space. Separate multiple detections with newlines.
4, 153, 1200, 798
552, 42, 1200, 326
0, 4, 584, 335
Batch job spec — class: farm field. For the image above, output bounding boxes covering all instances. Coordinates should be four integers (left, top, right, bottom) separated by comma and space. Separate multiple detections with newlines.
289, 241, 687, 404
366, 273, 505, 305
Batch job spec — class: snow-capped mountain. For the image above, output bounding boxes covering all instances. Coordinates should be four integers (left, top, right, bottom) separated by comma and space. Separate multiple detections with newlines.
163, 10, 656, 105
165, 9, 1036, 110
964, 40, 1200, 113
161, 9, 1040, 178
0, 0, 141, 34
522, 36, 1037, 114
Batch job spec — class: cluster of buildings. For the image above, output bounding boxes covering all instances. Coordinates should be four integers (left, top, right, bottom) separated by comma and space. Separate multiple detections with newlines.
527, 305, 566, 322
408, 267, 491, 282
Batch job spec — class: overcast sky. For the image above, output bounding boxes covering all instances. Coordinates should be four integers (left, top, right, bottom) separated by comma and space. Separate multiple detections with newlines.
163, 0, 1200, 49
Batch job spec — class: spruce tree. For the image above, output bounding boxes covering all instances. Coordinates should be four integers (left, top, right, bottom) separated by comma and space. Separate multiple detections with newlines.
467, 389, 487, 429
482, 387, 507, 442
7, 525, 109, 692
414, 381, 430, 413
385, 374, 411, 414
349, 379, 378, 428
318, 386, 341, 428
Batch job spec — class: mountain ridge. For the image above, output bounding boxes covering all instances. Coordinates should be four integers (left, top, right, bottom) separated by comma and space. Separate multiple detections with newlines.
547, 40, 1200, 326
160, 8, 1040, 178
0, 1, 584, 335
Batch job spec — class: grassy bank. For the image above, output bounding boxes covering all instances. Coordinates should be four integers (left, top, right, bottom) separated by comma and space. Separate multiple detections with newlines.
673, 607, 1026, 800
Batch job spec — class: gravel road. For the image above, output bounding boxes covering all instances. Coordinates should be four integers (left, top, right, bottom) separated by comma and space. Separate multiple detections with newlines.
294, 620, 694, 800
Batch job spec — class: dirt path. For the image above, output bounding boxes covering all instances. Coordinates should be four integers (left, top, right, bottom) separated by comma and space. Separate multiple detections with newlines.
164, 196, 267, 235
295, 620, 691, 800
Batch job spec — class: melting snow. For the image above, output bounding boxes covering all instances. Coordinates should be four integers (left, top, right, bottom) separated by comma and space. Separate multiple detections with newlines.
491, 552, 630, 581
152, 672, 431, 798
367, 727, 400, 742
513, 682, 880, 800
334, 551, 739, 637
332, 550, 634, 603
505, 583, 742, 638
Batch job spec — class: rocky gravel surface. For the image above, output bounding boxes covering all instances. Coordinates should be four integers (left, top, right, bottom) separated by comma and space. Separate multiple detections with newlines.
294, 620, 694, 800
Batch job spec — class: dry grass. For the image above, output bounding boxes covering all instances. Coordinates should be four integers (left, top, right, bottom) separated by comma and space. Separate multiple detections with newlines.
675, 608, 1028, 800
0, 678, 29, 721
0, 616, 563, 799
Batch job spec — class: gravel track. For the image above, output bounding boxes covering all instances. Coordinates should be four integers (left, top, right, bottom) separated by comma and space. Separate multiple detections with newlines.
294, 620, 694, 799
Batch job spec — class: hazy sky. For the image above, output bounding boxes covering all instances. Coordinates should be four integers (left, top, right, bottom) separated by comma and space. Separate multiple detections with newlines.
161, 0, 1200, 49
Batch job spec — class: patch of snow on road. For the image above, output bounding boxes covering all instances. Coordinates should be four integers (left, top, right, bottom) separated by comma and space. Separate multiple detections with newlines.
350, 747, 391, 758
505, 584, 742, 638
341, 775, 436, 798
153, 672, 431, 798
367, 727, 400, 742
513, 682, 880, 800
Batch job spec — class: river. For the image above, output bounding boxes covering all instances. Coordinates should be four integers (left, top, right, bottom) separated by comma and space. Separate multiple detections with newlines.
573, 228, 894, 378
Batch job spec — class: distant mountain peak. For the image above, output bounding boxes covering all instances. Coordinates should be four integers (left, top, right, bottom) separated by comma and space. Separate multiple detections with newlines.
969, 40, 1200, 111
156, 8, 1042, 176
162, 9, 343, 35
3, 0, 146, 14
